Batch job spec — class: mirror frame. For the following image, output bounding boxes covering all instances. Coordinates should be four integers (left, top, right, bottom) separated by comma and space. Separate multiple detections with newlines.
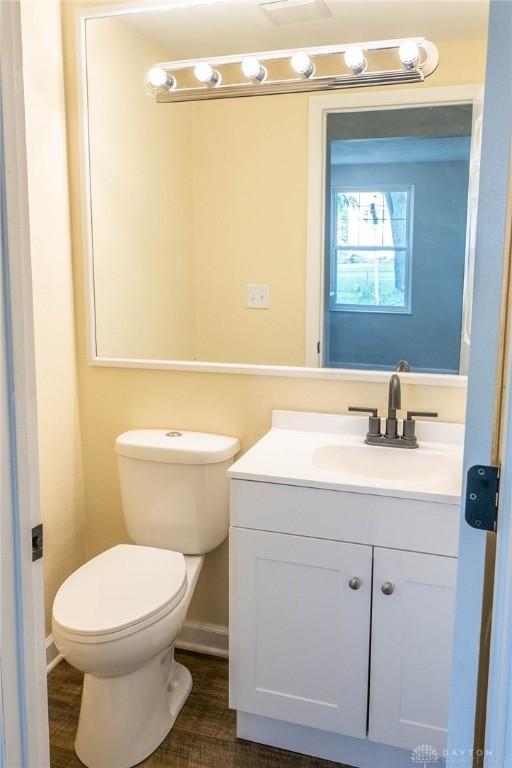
78, 2, 481, 388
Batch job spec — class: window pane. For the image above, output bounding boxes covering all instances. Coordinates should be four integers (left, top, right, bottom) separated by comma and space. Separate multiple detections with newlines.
336, 190, 408, 248
335, 249, 407, 308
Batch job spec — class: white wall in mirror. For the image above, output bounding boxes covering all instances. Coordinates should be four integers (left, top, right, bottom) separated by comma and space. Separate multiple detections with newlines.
78, 0, 487, 385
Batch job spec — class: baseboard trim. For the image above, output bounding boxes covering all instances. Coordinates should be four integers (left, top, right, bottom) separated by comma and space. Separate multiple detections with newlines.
176, 621, 229, 658
46, 621, 228, 675
46, 634, 63, 674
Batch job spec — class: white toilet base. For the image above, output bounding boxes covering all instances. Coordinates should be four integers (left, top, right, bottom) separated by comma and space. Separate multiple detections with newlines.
75, 646, 192, 768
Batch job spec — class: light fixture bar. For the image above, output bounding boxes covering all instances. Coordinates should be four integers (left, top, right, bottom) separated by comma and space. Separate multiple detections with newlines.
147, 38, 439, 104
156, 37, 428, 70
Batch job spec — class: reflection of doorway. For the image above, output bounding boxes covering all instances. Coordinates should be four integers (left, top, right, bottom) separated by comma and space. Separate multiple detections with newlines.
323, 106, 473, 374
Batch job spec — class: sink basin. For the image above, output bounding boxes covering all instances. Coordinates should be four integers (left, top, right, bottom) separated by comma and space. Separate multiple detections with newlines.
312, 442, 461, 494
228, 409, 464, 503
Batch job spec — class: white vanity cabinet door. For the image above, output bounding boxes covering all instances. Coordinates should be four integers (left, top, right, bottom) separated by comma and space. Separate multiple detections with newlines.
229, 527, 372, 738
369, 547, 457, 752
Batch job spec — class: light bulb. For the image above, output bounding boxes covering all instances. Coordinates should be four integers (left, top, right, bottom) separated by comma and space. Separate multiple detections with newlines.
146, 67, 175, 90
194, 61, 221, 85
344, 47, 367, 75
399, 41, 420, 69
291, 51, 314, 78
242, 57, 266, 82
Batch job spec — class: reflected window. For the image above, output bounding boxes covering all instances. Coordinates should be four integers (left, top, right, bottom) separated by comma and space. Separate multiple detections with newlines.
331, 187, 412, 312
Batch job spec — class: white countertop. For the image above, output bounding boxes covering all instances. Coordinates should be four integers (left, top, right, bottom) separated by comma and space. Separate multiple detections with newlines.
228, 410, 465, 504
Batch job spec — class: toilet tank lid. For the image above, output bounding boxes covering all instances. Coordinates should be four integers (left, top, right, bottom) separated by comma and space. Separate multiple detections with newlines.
115, 429, 240, 464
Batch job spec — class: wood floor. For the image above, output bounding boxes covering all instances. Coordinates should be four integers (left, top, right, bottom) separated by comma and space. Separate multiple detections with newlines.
48, 650, 345, 768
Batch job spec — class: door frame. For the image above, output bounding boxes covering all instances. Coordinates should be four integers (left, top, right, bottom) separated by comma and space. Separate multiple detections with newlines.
473, 4, 512, 766
0, 2, 50, 766
448, 2, 512, 766
306, 83, 482, 370
483, 156, 512, 767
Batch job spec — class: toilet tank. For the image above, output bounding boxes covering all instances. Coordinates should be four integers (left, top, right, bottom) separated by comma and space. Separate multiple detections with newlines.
115, 430, 240, 554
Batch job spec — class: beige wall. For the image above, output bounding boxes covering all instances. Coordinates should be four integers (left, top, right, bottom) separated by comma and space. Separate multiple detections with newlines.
87, 17, 197, 360
21, 0, 86, 635
60, 0, 486, 628
88, 14, 310, 366
192, 94, 308, 365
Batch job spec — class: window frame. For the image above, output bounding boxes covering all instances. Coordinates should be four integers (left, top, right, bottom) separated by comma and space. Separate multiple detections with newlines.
329, 183, 414, 314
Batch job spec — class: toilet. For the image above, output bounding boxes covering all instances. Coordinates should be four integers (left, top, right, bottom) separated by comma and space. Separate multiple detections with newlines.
52, 429, 239, 768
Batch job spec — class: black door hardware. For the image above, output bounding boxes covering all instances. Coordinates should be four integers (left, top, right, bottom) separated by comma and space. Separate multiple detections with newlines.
32, 523, 44, 561
465, 465, 500, 532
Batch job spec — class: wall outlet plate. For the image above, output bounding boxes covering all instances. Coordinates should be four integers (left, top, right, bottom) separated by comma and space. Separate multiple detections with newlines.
246, 284, 270, 309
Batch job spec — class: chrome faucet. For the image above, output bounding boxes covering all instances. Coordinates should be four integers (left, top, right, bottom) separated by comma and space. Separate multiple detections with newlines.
349, 373, 438, 449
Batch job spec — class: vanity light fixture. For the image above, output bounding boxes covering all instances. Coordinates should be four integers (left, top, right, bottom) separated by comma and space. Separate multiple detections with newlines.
398, 40, 420, 70
147, 37, 439, 103
344, 46, 367, 75
290, 51, 315, 78
242, 56, 267, 82
146, 66, 175, 90
194, 61, 221, 85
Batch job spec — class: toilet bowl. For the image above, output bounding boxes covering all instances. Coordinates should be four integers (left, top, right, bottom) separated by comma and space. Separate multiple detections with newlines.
53, 545, 204, 768
52, 429, 239, 768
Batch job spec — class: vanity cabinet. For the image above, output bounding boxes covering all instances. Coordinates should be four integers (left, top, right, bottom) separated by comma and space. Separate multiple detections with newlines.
229, 528, 372, 738
369, 548, 457, 752
228, 411, 463, 766
229, 480, 459, 760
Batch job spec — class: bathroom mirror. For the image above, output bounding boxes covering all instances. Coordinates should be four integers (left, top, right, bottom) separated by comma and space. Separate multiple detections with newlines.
80, 0, 487, 378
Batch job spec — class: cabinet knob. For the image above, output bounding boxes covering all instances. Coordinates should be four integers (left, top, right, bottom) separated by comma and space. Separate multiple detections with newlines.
381, 582, 395, 596
348, 577, 362, 590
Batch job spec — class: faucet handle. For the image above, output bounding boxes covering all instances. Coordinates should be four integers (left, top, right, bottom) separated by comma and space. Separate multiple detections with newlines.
402, 411, 438, 445
348, 406, 381, 437
405, 411, 438, 420
348, 406, 378, 417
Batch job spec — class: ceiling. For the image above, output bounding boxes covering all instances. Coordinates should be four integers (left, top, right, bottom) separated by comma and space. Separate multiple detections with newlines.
114, 0, 489, 61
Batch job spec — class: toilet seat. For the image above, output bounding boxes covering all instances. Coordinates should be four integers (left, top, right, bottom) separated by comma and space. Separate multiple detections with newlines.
53, 544, 187, 640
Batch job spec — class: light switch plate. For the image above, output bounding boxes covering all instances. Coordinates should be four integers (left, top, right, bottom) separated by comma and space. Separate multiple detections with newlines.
246, 284, 270, 309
